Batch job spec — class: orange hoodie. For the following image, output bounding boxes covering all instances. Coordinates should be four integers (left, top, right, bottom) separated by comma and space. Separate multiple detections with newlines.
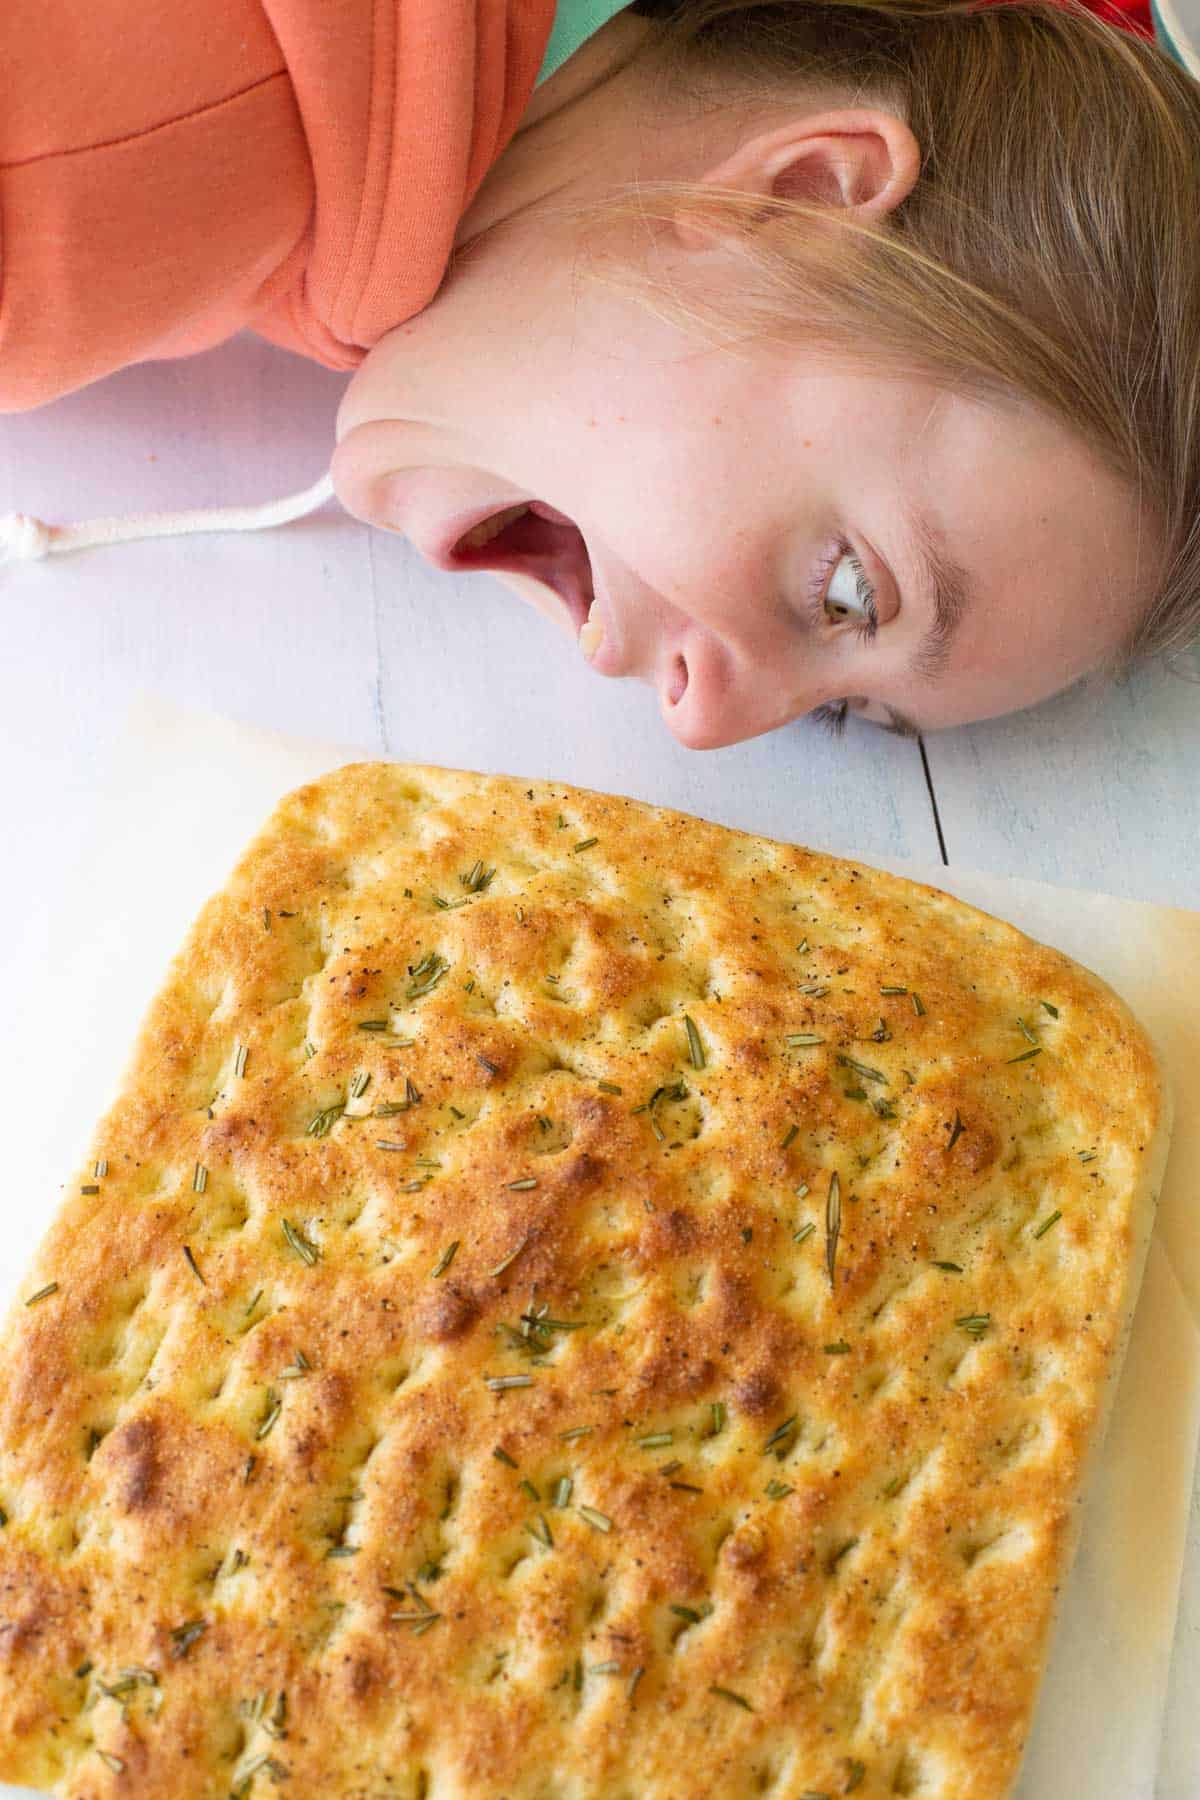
0, 0, 556, 412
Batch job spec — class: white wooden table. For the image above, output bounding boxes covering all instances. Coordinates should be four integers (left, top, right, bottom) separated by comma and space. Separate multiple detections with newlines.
1, 333, 1197, 1795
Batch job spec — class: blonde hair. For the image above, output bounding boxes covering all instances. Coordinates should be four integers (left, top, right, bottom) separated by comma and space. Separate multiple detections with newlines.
628, 0, 1200, 661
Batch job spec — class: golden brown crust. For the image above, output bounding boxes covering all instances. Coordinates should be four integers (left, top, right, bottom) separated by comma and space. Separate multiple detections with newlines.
0, 763, 1171, 1799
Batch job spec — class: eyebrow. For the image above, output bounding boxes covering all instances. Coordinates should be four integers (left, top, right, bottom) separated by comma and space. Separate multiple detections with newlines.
905, 508, 974, 682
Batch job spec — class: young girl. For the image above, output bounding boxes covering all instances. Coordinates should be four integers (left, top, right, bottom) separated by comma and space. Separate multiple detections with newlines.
2, 0, 1198, 750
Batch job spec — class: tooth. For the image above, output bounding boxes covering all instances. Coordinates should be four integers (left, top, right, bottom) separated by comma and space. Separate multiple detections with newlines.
461, 504, 528, 550
579, 613, 604, 659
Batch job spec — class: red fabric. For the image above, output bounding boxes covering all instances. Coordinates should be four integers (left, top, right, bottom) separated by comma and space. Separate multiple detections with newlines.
982, 0, 1153, 33
0, 0, 556, 411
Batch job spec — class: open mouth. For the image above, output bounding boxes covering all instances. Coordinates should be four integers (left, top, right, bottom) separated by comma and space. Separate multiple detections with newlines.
448, 502, 596, 637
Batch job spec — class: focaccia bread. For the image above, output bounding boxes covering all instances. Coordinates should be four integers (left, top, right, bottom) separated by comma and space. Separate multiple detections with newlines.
0, 764, 1171, 1799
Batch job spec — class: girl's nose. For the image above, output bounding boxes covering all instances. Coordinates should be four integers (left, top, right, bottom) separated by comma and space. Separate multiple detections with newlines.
659, 629, 817, 751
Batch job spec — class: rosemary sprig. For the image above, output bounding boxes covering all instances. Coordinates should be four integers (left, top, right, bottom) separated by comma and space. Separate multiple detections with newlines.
946, 1110, 965, 1150
307, 1102, 345, 1138
406, 953, 449, 1000
182, 1246, 206, 1286
193, 1162, 208, 1194
25, 1282, 59, 1306
1033, 1210, 1062, 1239
577, 1504, 612, 1533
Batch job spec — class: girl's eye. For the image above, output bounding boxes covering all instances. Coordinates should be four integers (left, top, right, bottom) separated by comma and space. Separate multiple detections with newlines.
823, 549, 878, 633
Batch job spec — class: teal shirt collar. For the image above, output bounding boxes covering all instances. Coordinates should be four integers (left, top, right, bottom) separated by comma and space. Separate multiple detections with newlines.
537, 0, 632, 84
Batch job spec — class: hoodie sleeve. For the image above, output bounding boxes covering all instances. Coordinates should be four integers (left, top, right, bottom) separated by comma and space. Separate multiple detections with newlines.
0, 0, 555, 411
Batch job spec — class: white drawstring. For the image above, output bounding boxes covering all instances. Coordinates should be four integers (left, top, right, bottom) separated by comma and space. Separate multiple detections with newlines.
0, 470, 335, 565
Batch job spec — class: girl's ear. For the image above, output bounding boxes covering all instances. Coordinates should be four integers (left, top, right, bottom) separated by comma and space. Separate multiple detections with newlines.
675, 108, 920, 247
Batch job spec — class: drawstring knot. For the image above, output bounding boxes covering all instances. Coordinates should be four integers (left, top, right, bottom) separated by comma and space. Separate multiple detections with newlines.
0, 513, 55, 562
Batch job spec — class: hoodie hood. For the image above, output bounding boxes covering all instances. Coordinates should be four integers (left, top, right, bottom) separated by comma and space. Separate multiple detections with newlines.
0, 0, 556, 411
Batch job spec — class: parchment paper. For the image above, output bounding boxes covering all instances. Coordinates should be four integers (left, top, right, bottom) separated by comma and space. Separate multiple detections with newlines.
2, 697, 1196, 1799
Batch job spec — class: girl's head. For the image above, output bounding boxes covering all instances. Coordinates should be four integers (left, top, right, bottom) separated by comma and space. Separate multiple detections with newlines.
333, 0, 1200, 749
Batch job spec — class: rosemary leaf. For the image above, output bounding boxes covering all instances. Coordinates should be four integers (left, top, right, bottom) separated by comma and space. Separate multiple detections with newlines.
955, 1313, 991, 1339
826, 1170, 841, 1288
709, 1684, 754, 1712
487, 1237, 528, 1278
764, 1415, 797, 1455
835, 1054, 887, 1086
684, 1014, 706, 1069
430, 1241, 460, 1279
281, 1219, 319, 1266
